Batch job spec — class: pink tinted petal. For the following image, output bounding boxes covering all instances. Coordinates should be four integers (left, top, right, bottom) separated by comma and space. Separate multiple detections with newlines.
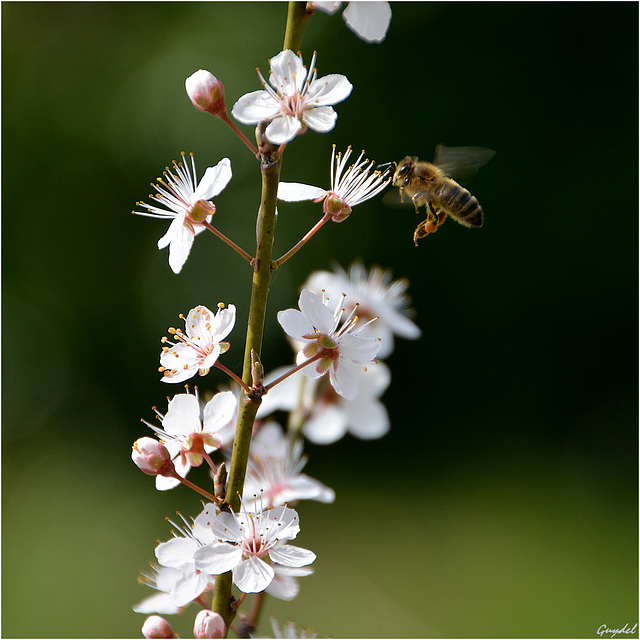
231, 90, 279, 124
302, 106, 338, 134
277, 182, 327, 202
265, 116, 302, 145
233, 556, 275, 593
306, 74, 353, 106
192, 158, 232, 201
268, 544, 316, 567
343, 1, 392, 43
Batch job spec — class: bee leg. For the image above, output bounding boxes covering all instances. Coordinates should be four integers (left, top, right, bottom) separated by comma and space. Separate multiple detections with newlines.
411, 192, 428, 214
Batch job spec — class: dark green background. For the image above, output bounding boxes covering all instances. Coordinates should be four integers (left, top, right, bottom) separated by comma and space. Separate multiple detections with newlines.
3, 2, 638, 638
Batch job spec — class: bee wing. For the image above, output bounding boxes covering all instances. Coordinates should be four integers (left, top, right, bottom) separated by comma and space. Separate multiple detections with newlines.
382, 188, 437, 210
433, 144, 496, 182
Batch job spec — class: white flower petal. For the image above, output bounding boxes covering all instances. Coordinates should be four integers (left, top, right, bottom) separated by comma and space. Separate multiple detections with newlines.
329, 360, 358, 400
277, 308, 315, 341
277, 182, 327, 202
302, 404, 348, 444
170, 571, 209, 607
344, 395, 390, 439
233, 556, 275, 593
162, 393, 201, 436
133, 592, 181, 615
302, 106, 338, 134
269, 544, 316, 568
313, 1, 342, 15
192, 158, 232, 201
155, 537, 199, 570
194, 542, 243, 574
306, 74, 353, 106
203, 390, 238, 431
231, 89, 280, 124
338, 333, 381, 362
298, 289, 335, 333
155, 472, 182, 491
167, 222, 195, 274
343, 1, 392, 43
210, 304, 236, 341
269, 50, 306, 94
265, 115, 303, 145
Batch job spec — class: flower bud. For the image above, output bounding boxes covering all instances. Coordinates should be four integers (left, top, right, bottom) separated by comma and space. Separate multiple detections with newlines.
142, 615, 175, 639
186, 70, 227, 117
132, 437, 174, 477
193, 609, 226, 639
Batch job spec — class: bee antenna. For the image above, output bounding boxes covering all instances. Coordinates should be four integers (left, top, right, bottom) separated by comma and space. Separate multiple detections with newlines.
377, 161, 397, 172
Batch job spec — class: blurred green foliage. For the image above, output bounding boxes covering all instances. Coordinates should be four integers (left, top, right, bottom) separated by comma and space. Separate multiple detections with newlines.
2, 2, 637, 638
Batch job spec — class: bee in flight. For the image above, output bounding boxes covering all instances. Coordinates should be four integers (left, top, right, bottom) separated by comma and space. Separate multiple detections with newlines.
388, 145, 495, 245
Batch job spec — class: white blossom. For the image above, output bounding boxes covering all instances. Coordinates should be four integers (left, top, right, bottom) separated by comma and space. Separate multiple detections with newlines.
152, 514, 216, 607
305, 263, 420, 358
231, 50, 352, 145
258, 361, 390, 444
160, 304, 236, 384
143, 389, 237, 490
277, 288, 381, 400
243, 422, 335, 507
313, 1, 392, 43
278, 145, 391, 222
193, 501, 315, 594
135, 153, 232, 274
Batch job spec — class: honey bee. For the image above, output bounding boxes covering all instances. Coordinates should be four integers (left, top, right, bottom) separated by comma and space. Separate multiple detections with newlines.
390, 145, 495, 245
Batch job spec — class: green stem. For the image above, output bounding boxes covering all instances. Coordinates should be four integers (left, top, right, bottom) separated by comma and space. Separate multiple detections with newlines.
212, 126, 281, 630
211, 4, 313, 633
283, 1, 312, 51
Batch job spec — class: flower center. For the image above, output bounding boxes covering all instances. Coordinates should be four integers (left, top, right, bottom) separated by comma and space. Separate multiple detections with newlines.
324, 193, 352, 222
187, 199, 216, 224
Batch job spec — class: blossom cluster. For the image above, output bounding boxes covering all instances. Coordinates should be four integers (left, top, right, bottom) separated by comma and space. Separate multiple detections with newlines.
128, 5, 425, 637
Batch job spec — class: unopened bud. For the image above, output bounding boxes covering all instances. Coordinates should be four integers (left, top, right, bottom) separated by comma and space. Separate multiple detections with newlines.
132, 437, 174, 477
251, 349, 264, 387
214, 461, 227, 501
142, 615, 175, 639
186, 69, 227, 117
193, 609, 226, 639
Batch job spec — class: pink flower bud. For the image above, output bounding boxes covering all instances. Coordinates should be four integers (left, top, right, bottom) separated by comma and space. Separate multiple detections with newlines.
193, 610, 226, 639
186, 70, 227, 117
142, 615, 175, 639
132, 437, 174, 477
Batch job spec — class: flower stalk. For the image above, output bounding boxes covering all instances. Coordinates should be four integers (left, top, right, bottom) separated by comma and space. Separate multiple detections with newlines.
211, 122, 282, 630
